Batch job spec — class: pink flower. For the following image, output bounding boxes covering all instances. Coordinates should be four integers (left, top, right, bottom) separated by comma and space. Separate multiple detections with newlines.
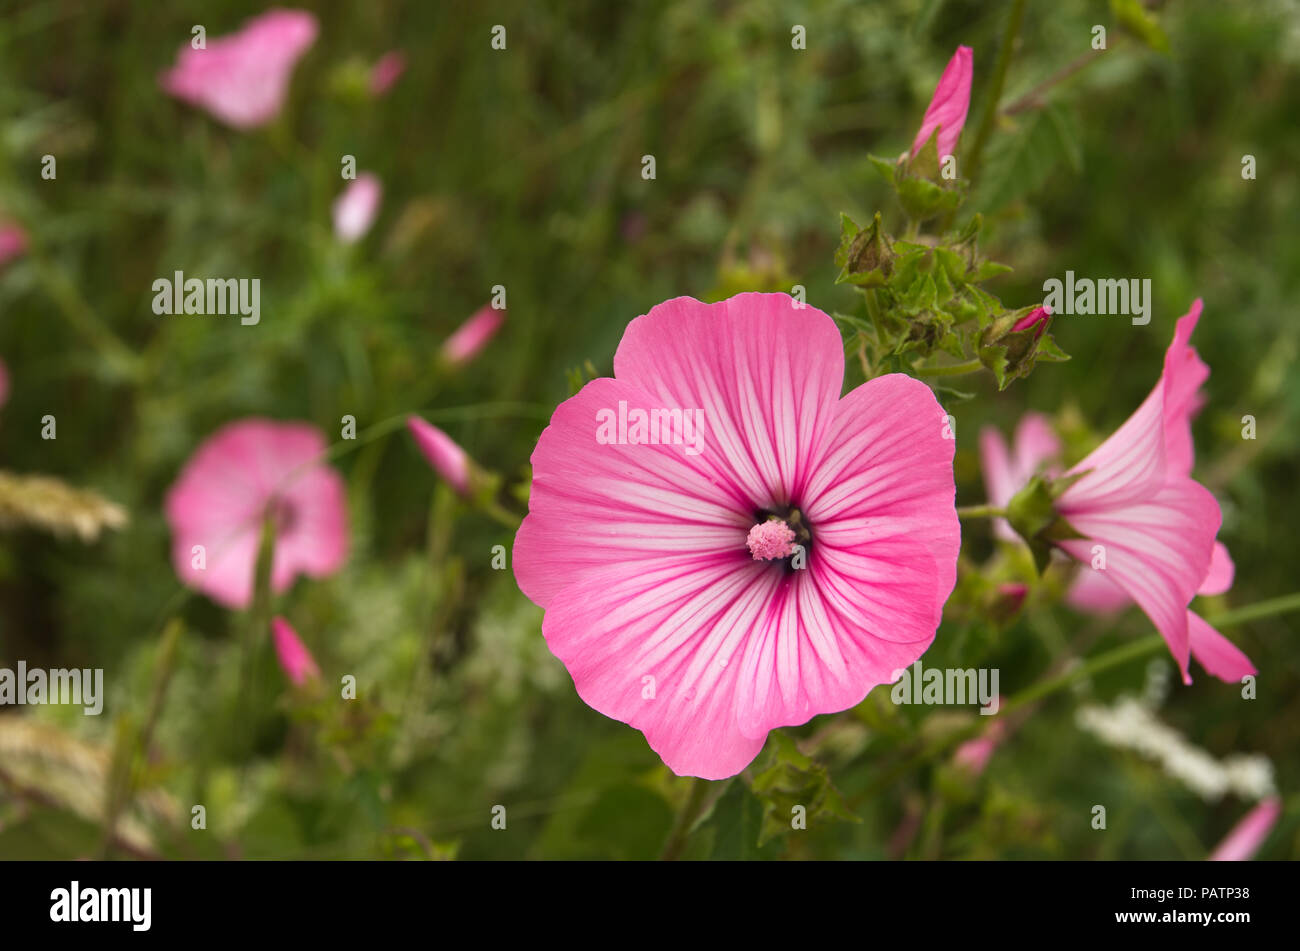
440, 303, 505, 367
165, 419, 348, 609
512, 293, 960, 779
272, 616, 320, 686
369, 50, 407, 96
0, 223, 27, 268
953, 706, 1008, 777
910, 45, 973, 160
0, 357, 8, 411
407, 417, 471, 496
1063, 301, 1254, 683
333, 173, 382, 244
160, 9, 318, 129
978, 412, 1061, 543
1053, 302, 1227, 683
1208, 797, 1282, 861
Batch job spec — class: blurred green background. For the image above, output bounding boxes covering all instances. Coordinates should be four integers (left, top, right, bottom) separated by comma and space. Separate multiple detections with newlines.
0, 0, 1297, 859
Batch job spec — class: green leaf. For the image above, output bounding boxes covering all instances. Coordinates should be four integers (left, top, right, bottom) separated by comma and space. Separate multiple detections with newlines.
750, 732, 860, 847
705, 779, 783, 860
868, 154, 897, 186
974, 104, 1083, 212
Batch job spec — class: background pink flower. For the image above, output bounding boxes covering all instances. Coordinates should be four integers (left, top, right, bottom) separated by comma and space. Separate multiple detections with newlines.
979, 412, 1061, 543
333, 173, 382, 244
513, 293, 959, 779
165, 419, 348, 609
160, 9, 318, 129
272, 616, 321, 685
911, 45, 973, 160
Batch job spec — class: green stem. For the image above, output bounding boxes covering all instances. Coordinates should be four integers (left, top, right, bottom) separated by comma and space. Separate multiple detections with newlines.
660, 777, 714, 861
964, 0, 1027, 183
914, 358, 983, 377
956, 504, 1007, 519
1202, 591, 1300, 629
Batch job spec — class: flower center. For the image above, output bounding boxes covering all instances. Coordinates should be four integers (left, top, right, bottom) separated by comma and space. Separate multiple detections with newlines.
746, 505, 812, 569
267, 495, 298, 534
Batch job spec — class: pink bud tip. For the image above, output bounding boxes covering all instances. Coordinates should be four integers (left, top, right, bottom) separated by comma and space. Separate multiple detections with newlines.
910, 45, 974, 161
407, 416, 471, 495
440, 303, 506, 367
747, 520, 796, 561
1012, 305, 1052, 336
369, 50, 406, 96
272, 616, 320, 686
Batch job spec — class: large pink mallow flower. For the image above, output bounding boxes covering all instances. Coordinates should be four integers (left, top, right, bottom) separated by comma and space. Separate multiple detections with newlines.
910, 45, 973, 160
272, 616, 321, 686
1053, 301, 1236, 683
513, 293, 960, 779
333, 173, 382, 244
0, 223, 27, 268
1207, 797, 1282, 861
165, 419, 348, 609
159, 9, 318, 130
979, 411, 1061, 543
440, 303, 506, 367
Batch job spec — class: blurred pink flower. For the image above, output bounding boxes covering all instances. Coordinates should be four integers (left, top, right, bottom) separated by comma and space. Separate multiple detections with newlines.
160, 9, 318, 129
272, 616, 320, 686
0, 223, 27, 268
369, 50, 406, 96
910, 45, 973, 160
953, 706, 1008, 777
440, 303, 505, 367
0, 357, 9, 410
1208, 797, 1282, 861
1054, 302, 1227, 683
165, 419, 348, 609
978, 412, 1061, 543
407, 416, 471, 495
513, 293, 960, 779
333, 173, 382, 244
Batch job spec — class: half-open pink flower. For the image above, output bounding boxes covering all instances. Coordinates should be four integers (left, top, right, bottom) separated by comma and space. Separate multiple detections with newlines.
910, 45, 973, 160
407, 416, 471, 496
160, 9, 318, 129
440, 303, 505, 367
333, 173, 382, 244
369, 50, 407, 96
165, 419, 348, 609
513, 293, 960, 779
0, 223, 27, 268
979, 411, 1061, 543
1053, 303, 1222, 682
272, 616, 320, 686
1208, 797, 1282, 861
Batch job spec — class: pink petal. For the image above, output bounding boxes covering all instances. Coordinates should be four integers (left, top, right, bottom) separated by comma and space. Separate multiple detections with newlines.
910, 45, 973, 160
1208, 797, 1281, 861
513, 376, 747, 609
1066, 564, 1133, 614
980, 412, 1060, 543
1058, 478, 1221, 682
440, 303, 505, 366
802, 374, 960, 629
1057, 387, 1166, 511
1199, 541, 1234, 596
333, 173, 382, 244
1187, 611, 1256, 683
612, 293, 845, 515
407, 416, 471, 495
0, 357, 9, 410
1161, 300, 1210, 477
160, 9, 318, 129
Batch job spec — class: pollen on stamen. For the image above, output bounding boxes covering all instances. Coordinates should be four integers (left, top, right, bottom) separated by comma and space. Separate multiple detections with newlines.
747, 519, 796, 561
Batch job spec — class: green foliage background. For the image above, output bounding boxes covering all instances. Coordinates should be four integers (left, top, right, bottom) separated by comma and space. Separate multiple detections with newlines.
0, 0, 1297, 859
